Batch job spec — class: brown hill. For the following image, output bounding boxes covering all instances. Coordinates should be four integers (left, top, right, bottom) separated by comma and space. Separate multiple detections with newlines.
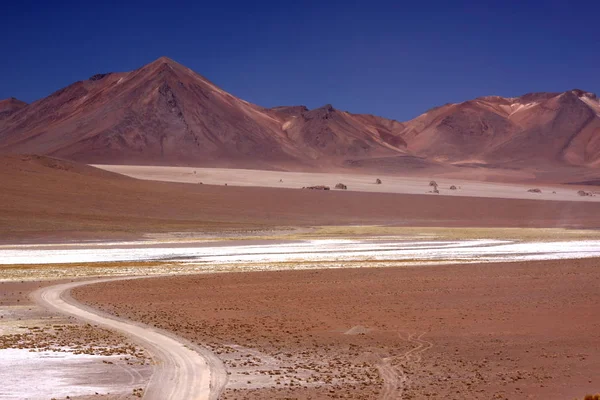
488, 91, 600, 167
0, 58, 306, 169
399, 90, 600, 167
269, 104, 407, 166
1, 57, 599, 172
0, 153, 125, 178
0, 57, 408, 170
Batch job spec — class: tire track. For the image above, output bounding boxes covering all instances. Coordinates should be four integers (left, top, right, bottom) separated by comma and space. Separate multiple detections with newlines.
377, 332, 433, 400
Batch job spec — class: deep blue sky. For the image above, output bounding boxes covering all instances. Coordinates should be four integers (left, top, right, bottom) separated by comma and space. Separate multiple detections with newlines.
1, 1, 598, 121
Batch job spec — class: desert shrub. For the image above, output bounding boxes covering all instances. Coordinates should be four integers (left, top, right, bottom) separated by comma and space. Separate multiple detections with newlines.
429, 180, 438, 189
335, 183, 347, 190
375, 178, 382, 184
578, 190, 591, 197
527, 188, 542, 193
449, 185, 457, 190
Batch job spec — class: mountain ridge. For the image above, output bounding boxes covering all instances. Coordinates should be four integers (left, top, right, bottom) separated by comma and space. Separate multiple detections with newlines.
1, 56, 599, 172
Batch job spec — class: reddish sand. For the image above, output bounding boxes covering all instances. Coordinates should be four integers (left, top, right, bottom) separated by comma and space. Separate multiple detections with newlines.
3, 155, 600, 243
74, 258, 600, 400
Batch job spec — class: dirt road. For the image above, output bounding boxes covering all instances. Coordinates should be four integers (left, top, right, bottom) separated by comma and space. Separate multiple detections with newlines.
33, 278, 227, 400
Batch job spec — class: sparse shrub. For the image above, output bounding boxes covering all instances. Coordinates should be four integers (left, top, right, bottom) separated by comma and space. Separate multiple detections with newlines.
335, 183, 347, 190
449, 185, 457, 190
578, 190, 592, 197
375, 178, 382, 184
429, 180, 438, 189
527, 188, 542, 193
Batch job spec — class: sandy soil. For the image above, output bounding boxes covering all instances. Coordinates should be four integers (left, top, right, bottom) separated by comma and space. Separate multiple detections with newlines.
5, 156, 600, 243
73, 259, 600, 400
95, 165, 600, 202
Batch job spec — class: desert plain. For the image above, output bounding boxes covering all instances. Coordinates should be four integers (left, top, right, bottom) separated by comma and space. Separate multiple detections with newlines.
1, 157, 600, 399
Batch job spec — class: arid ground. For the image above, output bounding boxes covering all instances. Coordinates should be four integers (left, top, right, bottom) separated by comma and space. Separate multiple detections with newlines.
3, 155, 600, 244
72, 258, 600, 400
96, 164, 600, 202
2, 156, 600, 399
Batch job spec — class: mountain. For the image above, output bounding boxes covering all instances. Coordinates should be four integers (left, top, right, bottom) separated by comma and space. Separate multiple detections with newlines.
0, 58, 303, 169
269, 104, 407, 163
1, 57, 599, 172
399, 90, 600, 167
0, 57, 409, 170
0, 97, 27, 119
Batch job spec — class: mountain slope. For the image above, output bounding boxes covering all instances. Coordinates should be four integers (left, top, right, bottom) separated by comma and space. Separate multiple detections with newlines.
398, 90, 600, 167
268, 104, 407, 165
487, 90, 600, 166
0, 97, 28, 119
0, 57, 408, 170
0, 58, 310, 169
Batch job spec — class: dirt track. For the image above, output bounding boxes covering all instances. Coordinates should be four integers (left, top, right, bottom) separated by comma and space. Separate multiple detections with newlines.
34, 278, 228, 400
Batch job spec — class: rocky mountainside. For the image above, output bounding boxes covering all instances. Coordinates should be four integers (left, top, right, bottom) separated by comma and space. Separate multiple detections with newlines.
0, 57, 409, 170
0, 97, 28, 119
400, 90, 600, 167
1, 57, 599, 171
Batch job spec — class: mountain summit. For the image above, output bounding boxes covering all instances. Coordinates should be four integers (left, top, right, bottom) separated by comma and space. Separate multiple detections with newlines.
398, 90, 600, 167
1, 57, 599, 171
0, 97, 28, 119
0, 57, 407, 169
